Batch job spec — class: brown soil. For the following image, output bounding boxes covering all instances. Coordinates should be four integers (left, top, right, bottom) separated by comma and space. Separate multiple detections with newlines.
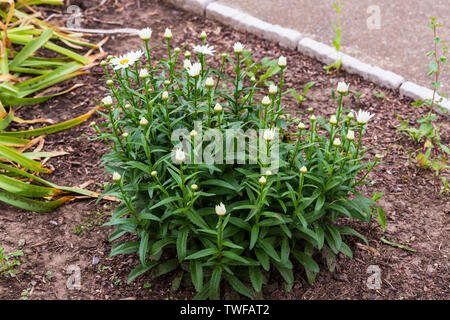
0, 0, 448, 300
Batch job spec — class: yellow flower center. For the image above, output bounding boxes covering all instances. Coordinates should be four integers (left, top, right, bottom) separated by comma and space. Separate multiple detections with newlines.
120, 59, 129, 65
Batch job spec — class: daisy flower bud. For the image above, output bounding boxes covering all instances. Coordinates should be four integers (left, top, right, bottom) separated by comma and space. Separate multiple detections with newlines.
106, 79, 114, 86
191, 184, 199, 191
190, 130, 198, 137
112, 172, 122, 182
348, 112, 354, 119
300, 166, 308, 174
122, 132, 129, 138
346, 130, 355, 141
356, 109, 375, 125
261, 96, 271, 106
107, 55, 114, 61
259, 176, 267, 185
174, 47, 181, 53
215, 202, 227, 216
263, 128, 276, 141
102, 96, 113, 106
184, 51, 191, 58
90, 121, 96, 127
164, 28, 172, 40
337, 82, 350, 95
175, 148, 186, 163
278, 56, 287, 68
233, 42, 244, 54
164, 80, 171, 86
151, 170, 158, 177
265, 170, 272, 176
329, 115, 338, 125
298, 122, 306, 130
375, 154, 383, 160
200, 31, 207, 39
307, 107, 314, 114
269, 85, 278, 95
123, 103, 131, 109
139, 68, 149, 79
214, 103, 223, 113
205, 77, 214, 88
250, 76, 256, 83
220, 53, 228, 59
309, 115, 317, 121
100, 60, 107, 67
138, 27, 152, 41
333, 138, 342, 147
140, 117, 149, 127
162, 91, 169, 100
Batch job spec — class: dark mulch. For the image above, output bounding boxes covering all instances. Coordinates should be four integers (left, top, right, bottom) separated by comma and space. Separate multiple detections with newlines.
0, 0, 448, 300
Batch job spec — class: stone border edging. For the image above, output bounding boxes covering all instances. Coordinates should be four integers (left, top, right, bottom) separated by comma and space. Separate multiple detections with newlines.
165, 0, 450, 113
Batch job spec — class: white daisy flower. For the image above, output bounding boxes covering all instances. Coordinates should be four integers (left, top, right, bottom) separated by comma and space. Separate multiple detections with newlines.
261, 96, 271, 106
175, 148, 186, 163
138, 27, 152, 41
233, 42, 244, 54
187, 62, 201, 77
139, 68, 149, 79
269, 85, 278, 95
356, 109, 375, 125
337, 82, 350, 94
278, 56, 287, 68
164, 28, 172, 40
263, 128, 276, 141
112, 172, 122, 182
110, 50, 143, 70
215, 202, 227, 216
194, 44, 215, 56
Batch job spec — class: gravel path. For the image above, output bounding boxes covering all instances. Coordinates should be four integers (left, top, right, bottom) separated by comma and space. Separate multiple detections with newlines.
217, 0, 450, 92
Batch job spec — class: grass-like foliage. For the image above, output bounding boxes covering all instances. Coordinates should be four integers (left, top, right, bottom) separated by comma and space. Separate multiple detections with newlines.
95, 28, 384, 299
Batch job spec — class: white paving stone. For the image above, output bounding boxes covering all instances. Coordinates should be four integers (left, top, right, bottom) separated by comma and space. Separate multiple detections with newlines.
341, 54, 373, 80
367, 66, 404, 89
297, 38, 336, 65
166, 0, 213, 15
205, 2, 239, 25
400, 82, 450, 113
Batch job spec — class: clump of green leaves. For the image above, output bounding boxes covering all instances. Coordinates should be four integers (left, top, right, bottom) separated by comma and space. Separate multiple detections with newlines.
397, 17, 449, 178
95, 29, 383, 299
290, 81, 316, 106
324, 0, 343, 73
0, 247, 23, 277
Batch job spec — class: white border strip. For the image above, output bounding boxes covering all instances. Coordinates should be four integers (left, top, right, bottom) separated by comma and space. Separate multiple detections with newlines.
165, 0, 449, 113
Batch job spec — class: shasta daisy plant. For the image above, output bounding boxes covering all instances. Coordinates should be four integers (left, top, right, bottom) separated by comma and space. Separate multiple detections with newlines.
94, 28, 385, 300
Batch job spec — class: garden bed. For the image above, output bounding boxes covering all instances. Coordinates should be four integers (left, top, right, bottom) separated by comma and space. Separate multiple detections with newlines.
0, 0, 448, 300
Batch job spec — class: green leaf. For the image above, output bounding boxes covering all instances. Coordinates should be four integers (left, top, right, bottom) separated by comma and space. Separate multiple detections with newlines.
292, 251, 319, 273
176, 228, 189, 261
190, 260, 204, 292
249, 266, 263, 293
224, 273, 253, 299
222, 251, 250, 265
127, 261, 158, 284
209, 265, 222, 300
110, 241, 139, 257
139, 233, 150, 265
185, 248, 218, 260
